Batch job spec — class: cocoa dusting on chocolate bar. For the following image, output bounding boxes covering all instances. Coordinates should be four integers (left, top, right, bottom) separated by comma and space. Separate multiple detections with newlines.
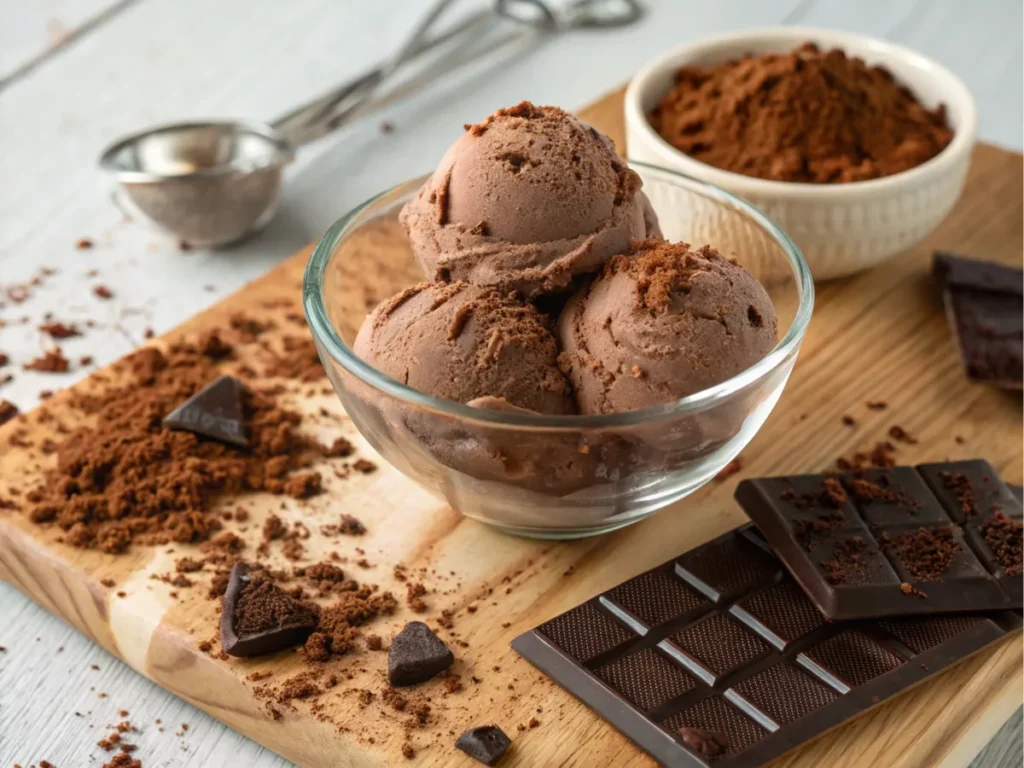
847, 476, 921, 511
939, 471, 981, 517
820, 537, 867, 585
22, 334, 333, 553
981, 512, 1023, 576
880, 526, 962, 581
789, 479, 849, 548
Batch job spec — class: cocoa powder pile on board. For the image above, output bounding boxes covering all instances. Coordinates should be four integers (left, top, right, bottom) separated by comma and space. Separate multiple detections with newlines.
650, 42, 953, 183
25, 335, 325, 552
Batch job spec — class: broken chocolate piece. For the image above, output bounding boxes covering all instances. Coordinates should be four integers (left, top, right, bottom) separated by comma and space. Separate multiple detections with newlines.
163, 375, 248, 447
388, 621, 454, 686
735, 461, 1023, 619
933, 252, 1023, 390
455, 725, 511, 765
220, 563, 318, 657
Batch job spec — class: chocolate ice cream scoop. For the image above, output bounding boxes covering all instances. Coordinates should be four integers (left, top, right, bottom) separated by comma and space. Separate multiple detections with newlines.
354, 280, 574, 414
557, 239, 777, 414
400, 101, 660, 298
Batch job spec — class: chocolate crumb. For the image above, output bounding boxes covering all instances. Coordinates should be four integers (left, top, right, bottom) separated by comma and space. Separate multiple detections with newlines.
93, 285, 114, 300
900, 582, 927, 598
714, 456, 744, 483
24, 348, 70, 373
888, 425, 918, 444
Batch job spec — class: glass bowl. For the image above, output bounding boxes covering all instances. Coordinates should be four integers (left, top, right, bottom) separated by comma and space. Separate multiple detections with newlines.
303, 163, 814, 538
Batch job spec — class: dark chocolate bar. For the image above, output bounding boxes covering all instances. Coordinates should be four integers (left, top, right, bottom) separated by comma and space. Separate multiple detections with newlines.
735, 460, 1023, 619
933, 252, 1023, 390
512, 527, 1020, 767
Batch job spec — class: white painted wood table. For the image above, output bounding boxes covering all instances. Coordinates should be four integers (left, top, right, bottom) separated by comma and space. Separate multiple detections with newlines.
1, 1, 1021, 765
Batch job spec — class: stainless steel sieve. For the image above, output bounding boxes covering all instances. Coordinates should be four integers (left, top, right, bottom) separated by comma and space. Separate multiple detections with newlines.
98, 0, 643, 247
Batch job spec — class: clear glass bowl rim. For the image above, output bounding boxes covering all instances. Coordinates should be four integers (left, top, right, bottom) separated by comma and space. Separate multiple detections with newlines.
302, 161, 815, 430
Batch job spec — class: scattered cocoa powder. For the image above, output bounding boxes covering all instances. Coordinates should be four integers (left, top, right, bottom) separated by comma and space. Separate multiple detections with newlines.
24, 339, 330, 553
93, 285, 114, 300
262, 514, 287, 542
175, 557, 203, 573
406, 582, 428, 613
102, 751, 141, 768
339, 513, 367, 535
352, 458, 377, 474
649, 42, 953, 183
76, 238, 94, 249
323, 436, 354, 457
24, 348, 70, 373
836, 441, 897, 471
39, 322, 81, 339
383, 687, 408, 711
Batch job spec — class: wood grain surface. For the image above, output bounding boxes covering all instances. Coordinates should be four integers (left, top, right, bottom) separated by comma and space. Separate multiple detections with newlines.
0, 87, 1021, 768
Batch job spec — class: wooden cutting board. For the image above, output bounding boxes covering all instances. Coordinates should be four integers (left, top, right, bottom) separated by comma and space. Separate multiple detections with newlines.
1, 87, 1021, 768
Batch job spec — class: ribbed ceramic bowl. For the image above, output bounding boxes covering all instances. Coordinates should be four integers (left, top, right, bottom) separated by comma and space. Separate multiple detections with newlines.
303, 165, 814, 539
625, 26, 977, 281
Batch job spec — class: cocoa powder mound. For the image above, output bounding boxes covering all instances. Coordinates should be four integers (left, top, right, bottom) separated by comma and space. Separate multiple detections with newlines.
650, 42, 953, 183
25, 338, 324, 553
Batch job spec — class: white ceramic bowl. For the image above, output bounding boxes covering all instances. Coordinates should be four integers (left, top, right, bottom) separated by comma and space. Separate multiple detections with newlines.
625, 26, 977, 280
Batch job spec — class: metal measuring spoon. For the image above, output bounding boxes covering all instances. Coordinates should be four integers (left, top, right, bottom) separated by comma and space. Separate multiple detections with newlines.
98, 0, 642, 247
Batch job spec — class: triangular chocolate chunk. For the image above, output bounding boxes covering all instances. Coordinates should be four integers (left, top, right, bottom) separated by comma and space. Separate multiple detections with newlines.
387, 621, 454, 686
164, 375, 248, 446
220, 562, 318, 657
455, 725, 511, 766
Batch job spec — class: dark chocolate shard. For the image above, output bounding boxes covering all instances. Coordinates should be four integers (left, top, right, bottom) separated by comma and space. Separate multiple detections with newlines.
388, 621, 454, 686
455, 725, 511, 766
933, 253, 1023, 390
220, 562, 318, 657
678, 726, 726, 759
164, 375, 248, 446
933, 252, 1023, 295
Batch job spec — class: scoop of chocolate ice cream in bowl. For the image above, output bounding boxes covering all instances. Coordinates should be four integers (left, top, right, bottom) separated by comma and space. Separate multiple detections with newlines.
304, 102, 813, 538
